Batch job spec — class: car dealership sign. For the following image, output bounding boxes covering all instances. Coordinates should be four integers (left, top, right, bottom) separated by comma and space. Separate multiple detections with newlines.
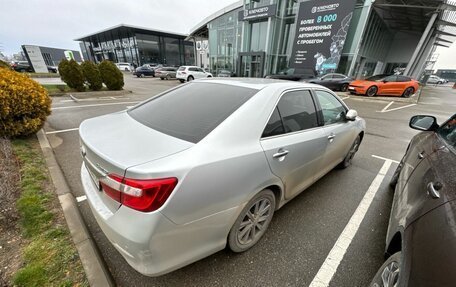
290, 0, 357, 74
22, 45, 48, 73
239, 4, 277, 21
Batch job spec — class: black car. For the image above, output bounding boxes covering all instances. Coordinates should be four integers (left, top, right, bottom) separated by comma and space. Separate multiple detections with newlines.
370, 114, 456, 287
265, 68, 317, 81
304, 73, 353, 92
133, 65, 155, 77
11, 61, 33, 72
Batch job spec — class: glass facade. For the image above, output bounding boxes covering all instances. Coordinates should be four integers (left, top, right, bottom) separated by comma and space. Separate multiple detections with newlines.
77, 25, 194, 67
202, 0, 388, 78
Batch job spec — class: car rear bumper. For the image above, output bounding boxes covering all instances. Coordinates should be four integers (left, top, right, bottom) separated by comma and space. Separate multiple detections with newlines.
81, 163, 235, 276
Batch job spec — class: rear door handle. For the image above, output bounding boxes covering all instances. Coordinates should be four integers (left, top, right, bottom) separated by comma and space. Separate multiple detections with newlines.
328, 134, 336, 142
273, 149, 289, 159
427, 182, 442, 199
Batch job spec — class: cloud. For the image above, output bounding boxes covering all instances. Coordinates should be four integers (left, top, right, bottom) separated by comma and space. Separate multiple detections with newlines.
0, 0, 239, 55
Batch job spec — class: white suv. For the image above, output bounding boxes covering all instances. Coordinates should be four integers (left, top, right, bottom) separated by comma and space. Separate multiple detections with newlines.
176, 66, 212, 83
116, 62, 133, 72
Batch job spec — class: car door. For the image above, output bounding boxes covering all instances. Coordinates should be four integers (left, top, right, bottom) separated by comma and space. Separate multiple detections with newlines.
194, 68, 204, 79
313, 89, 358, 178
331, 74, 346, 90
260, 90, 328, 200
318, 74, 334, 89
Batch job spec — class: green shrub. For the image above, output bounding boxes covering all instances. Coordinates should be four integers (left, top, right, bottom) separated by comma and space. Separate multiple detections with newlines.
0, 68, 51, 137
57, 59, 70, 82
81, 61, 103, 91
98, 60, 124, 90
63, 60, 85, 92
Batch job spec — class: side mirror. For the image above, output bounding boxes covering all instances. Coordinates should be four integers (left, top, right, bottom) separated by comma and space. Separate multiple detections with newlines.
345, 109, 358, 121
409, 115, 438, 131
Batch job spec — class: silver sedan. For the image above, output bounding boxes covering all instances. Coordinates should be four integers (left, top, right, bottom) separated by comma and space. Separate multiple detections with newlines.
79, 78, 365, 276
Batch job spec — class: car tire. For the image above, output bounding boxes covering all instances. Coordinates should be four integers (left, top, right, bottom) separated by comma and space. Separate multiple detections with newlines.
366, 86, 378, 97
338, 135, 361, 169
160, 77, 164, 80
438, 81, 443, 85
166, 74, 171, 80
340, 83, 349, 92
228, 189, 275, 253
401, 87, 414, 98
369, 252, 402, 287
389, 161, 403, 189
179, 79, 185, 83
136, 75, 141, 78
187, 76, 194, 82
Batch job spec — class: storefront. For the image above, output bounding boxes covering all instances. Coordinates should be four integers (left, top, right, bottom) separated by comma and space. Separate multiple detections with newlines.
189, 0, 455, 79
76, 24, 195, 67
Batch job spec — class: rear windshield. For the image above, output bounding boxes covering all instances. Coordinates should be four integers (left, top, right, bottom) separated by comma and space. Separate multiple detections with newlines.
128, 82, 258, 143
178, 67, 186, 71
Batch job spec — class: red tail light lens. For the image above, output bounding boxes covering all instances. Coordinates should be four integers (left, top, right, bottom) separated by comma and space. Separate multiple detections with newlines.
99, 175, 178, 212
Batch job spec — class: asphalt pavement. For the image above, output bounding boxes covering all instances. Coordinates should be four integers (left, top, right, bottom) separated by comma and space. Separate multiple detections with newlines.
42, 75, 456, 287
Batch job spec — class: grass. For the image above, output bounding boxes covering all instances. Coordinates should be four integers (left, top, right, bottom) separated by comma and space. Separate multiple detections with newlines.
27, 72, 61, 78
41, 84, 110, 95
11, 138, 88, 287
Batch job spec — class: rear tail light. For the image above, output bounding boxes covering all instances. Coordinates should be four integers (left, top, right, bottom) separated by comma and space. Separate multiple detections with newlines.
99, 174, 178, 212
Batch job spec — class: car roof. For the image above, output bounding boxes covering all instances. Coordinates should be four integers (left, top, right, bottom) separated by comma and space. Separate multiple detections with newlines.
195, 78, 327, 91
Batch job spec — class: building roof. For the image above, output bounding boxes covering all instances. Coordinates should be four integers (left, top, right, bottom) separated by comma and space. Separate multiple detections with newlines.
188, 0, 243, 37
74, 24, 188, 41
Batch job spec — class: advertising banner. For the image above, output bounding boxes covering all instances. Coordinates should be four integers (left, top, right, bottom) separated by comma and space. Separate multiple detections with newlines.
290, 0, 357, 75
22, 45, 48, 73
239, 4, 277, 21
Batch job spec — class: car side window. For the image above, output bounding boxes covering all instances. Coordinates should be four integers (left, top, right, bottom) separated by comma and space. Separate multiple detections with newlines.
397, 76, 411, 82
333, 74, 345, 79
438, 116, 456, 147
383, 76, 397, 82
262, 107, 285, 138
315, 90, 347, 125
277, 90, 319, 133
321, 74, 332, 80
197, 68, 205, 73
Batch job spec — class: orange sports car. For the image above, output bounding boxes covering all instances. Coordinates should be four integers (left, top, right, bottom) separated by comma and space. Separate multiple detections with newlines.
348, 74, 420, 97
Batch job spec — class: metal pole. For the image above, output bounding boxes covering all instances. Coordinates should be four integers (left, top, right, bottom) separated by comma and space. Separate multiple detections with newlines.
404, 12, 438, 76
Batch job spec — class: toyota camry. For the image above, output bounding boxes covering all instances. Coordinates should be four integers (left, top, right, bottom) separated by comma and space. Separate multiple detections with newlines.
79, 78, 365, 276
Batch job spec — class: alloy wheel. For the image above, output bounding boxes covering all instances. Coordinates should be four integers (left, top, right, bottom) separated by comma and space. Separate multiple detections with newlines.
402, 87, 414, 98
367, 86, 377, 97
341, 84, 349, 92
378, 261, 400, 287
237, 198, 272, 245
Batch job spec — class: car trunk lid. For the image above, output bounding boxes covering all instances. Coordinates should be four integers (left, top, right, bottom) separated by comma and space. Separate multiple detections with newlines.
79, 111, 194, 212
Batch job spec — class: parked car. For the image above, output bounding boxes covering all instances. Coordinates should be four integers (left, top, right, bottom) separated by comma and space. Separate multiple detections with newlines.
116, 62, 133, 72
427, 75, 448, 85
133, 65, 155, 77
349, 74, 420, 97
370, 113, 456, 287
143, 63, 163, 70
265, 68, 317, 81
303, 73, 353, 92
11, 61, 33, 72
217, 69, 236, 77
176, 66, 213, 82
157, 67, 177, 80
47, 65, 58, 73
79, 79, 365, 276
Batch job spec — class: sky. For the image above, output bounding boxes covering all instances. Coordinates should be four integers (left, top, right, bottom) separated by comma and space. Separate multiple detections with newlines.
1, 0, 455, 70
0, 0, 239, 55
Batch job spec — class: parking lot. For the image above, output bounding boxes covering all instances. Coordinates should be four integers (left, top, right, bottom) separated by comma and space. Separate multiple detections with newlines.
43, 75, 455, 287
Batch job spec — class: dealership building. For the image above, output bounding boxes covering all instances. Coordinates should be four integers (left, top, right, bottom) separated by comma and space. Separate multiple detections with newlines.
21, 45, 82, 73
188, 0, 456, 78
75, 24, 195, 67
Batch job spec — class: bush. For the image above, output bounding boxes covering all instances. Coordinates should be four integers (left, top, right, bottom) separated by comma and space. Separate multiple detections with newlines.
81, 61, 103, 91
0, 68, 51, 138
57, 59, 70, 82
58, 59, 84, 92
98, 60, 124, 90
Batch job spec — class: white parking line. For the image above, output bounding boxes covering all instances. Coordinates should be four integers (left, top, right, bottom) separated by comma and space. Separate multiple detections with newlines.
52, 101, 139, 110
309, 158, 393, 287
372, 154, 400, 164
45, 128, 79, 134
378, 102, 417, 113
380, 101, 394, 112
341, 96, 350, 100
76, 195, 87, 202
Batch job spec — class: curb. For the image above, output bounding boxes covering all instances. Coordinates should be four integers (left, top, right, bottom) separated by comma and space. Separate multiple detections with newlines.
50, 89, 132, 98
36, 129, 113, 287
